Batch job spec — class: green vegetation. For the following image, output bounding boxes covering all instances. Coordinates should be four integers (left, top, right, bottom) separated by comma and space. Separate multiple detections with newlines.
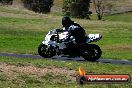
0, 6, 33, 15
104, 12, 132, 22
0, 11, 132, 60
0, 56, 132, 88
22, 0, 54, 13
0, 15, 61, 54
63, 0, 91, 18
0, 0, 13, 5
0, 1, 132, 88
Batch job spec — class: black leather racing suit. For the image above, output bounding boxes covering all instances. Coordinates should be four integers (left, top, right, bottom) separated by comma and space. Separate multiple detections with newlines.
61, 22, 86, 56
63, 22, 86, 44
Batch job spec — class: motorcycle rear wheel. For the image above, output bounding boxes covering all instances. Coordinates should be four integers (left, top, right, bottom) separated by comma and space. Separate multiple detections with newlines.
82, 44, 102, 62
38, 43, 56, 58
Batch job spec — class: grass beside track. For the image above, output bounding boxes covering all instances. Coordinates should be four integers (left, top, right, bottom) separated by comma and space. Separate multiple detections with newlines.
0, 56, 132, 88
0, 13, 132, 60
104, 12, 132, 22
0, 4, 132, 88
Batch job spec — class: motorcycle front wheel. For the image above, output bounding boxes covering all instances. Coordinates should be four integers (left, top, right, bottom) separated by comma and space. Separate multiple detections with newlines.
38, 43, 56, 58
82, 44, 102, 62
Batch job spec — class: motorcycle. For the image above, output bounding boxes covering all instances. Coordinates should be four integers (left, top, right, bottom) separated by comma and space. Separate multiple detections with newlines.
38, 28, 102, 62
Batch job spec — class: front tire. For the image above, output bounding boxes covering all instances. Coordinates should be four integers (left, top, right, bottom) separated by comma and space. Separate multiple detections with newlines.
82, 44, 102, 62
38, 43, 56, 58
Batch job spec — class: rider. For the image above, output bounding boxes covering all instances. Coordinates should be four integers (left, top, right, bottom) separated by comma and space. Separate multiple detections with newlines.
61, 16, 86, 44
57, 16, 87, 57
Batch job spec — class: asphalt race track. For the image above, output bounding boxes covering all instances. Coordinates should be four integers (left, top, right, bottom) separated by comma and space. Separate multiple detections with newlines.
0, 53, 132, 66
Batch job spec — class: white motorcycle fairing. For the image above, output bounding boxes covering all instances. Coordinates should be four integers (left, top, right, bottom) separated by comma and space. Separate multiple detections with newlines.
42, 30, 102, 50
38, 28, 102, 62
42, 30, 68, 49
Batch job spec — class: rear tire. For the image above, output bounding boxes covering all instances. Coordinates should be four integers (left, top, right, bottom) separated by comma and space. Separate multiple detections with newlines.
38, 43, 56, 58
82, 44, 102, 62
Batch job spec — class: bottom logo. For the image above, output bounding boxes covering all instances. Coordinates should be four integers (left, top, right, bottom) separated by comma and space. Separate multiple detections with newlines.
76, 66, 131, 84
